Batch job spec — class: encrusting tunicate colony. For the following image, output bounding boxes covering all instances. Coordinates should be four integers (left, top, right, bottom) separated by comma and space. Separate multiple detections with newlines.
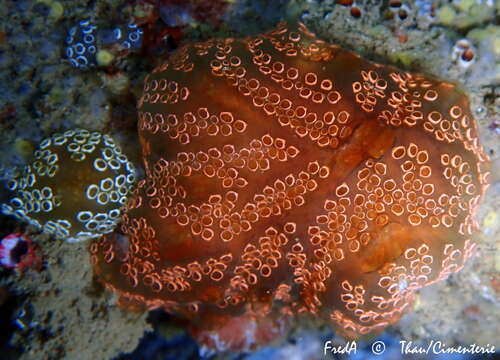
65, 20, 98, 69
65, 19, 144, 69
2, 129, 136, 242
90, 21, 489, 351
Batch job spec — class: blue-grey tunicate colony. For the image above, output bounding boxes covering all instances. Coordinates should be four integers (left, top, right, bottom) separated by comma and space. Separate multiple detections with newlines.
65, 20, 143, 69
65, 20, 98, 68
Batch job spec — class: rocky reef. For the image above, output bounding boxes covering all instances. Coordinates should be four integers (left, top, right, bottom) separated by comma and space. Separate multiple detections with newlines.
0, 0, 498, 359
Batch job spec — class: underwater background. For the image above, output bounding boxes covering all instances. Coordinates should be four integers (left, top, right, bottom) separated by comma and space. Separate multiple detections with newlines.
0, 0, 498, 359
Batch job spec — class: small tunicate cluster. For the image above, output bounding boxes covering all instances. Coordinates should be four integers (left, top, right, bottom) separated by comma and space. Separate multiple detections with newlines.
387, 0, 411, 21
65, 20, 143, 69
99, 23, 144, 51
336, 0, 363, 18
2, 129, 136, 242
452, 39, 476, 68
65, 20, 98, 68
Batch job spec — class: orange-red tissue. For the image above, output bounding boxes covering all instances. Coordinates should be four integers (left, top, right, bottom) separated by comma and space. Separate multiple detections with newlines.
90, 21, 490, 351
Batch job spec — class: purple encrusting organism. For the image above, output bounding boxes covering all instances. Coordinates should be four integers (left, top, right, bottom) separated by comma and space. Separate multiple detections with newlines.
0, 232, 40, 271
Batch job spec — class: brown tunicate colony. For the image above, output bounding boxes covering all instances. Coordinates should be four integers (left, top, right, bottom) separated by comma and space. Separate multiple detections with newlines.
90, 22, 490, 350
3, 129, 136, 242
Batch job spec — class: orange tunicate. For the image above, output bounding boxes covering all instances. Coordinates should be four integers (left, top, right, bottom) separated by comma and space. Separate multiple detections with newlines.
90, 22, 490, 350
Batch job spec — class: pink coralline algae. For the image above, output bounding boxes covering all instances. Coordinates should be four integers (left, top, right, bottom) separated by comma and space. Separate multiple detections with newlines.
0, 233, 41, 271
